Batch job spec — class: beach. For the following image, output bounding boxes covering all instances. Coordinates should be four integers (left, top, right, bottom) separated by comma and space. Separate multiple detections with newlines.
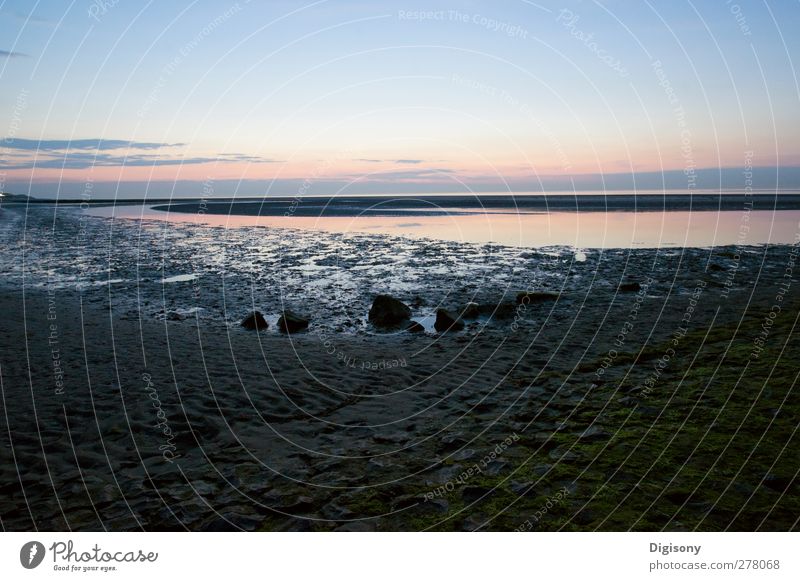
0, 203, 798, 531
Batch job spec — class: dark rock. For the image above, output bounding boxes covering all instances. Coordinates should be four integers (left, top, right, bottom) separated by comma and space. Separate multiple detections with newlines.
578, 425, 610, 442
478, 302, 517, 319
510, 480, 534, 496
334, 521, 375, 532
439, 432, 467, 451
461, 302, 480, 318
241, 311, 268, 330
452, 448, 475, 461
707, 263, 726, 272
618, 282, 641, 292
368, 294, 412, 327
516, 291, 559, 304
277, 310, 309, 333
462, 486, 492, 503
435, 309, 465, 332
275, 495, 316, 513
763, 473, 795, 493
484, 459, 508, 475
522, 433, 558, 451
549, 447, 580, 462
664, 489, 693, 504
405, 320, 425, 333
460, 514, 488, 531
391, 494, 422, 510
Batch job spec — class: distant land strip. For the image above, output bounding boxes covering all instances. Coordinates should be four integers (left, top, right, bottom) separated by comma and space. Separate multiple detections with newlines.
149, 193, 800, 217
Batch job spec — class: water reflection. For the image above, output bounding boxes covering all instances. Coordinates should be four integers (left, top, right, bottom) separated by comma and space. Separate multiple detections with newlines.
85, 204, 800, 249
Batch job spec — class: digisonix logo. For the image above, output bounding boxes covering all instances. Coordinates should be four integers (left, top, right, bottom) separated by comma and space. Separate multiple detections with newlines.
19, 540, 158, 572
20, 541, 46, 569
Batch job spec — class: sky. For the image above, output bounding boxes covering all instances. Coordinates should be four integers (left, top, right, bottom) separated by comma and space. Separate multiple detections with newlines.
0, 0, 799, 199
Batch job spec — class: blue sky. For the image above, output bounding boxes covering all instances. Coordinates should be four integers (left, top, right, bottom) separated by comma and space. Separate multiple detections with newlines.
1, 0, 799, 198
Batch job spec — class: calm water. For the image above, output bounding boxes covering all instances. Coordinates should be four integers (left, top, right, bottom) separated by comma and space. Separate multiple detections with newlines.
84, 203, 800, 249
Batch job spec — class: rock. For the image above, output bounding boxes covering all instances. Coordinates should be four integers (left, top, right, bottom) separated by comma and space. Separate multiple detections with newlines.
439, 432, 467, 451
484, 459, 508, 475
241, 311, 268, 330
516, 291, 559, 304
405, 320, 425, 333
510, 480, 534, 496
461, 302, 480, 318
368, 294, 412, 327
578, 425, 610, 442
618, 282, 641, 292
434, 308, 464, 332
462, 486, 492, 503
334, 521, 375, 532
452, 448, 475, 461
549, 447, 580, 462
763, 473, 795, 493
478, 302, 517, 319
278, 310, 309, 333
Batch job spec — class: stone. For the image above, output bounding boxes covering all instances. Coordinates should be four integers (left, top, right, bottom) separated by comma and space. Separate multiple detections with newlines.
618, 282, 641, 292
368, 294, 412, 327
578, 425, 610, 442
241, 311, 268, 330
405, 320, 425, 333
510, 480, 534, 496
461, 302, 480, 318
434, 308, 465, 332
478, 302, 517, 319
516, 291, 559, 304
278, 310, 309, 333
462, 486, 492, 503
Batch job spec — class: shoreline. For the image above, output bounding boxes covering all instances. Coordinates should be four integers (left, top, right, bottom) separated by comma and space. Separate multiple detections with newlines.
5, 191, 800, 216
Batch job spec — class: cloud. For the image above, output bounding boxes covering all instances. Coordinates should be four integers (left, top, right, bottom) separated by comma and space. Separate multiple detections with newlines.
356, 158, 426, 164
351, 168, 457, 181
0, 138, 285, 169
1, 150, 284, 170
2, 138, 183, 151
0, 50, 27, 58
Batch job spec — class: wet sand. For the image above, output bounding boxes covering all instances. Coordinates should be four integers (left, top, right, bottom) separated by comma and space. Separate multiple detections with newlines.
0, 205, 798, 531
